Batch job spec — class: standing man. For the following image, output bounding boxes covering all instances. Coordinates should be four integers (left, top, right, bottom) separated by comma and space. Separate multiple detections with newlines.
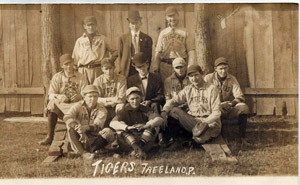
152, 6, 196, 82
127, 52, 164, 113
93, 58, 127, 127
117, 10, 153, 78
38, 53, 88, 145
204, 57, 249, 139
110, 87, 164, 159
64, 85, 116, 159
161, 65, 221, 144
73, 16, 118, 84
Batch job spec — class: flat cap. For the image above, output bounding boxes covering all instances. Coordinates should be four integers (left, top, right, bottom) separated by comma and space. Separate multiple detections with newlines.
166, 6, 179, 16
59, 53, 74, 66
172, 57, 186, 67
101, 58, 114, 67
126, 86, 142, 97
214, 57, 228, 67
187, 65, 203, 76
132, 52, 148, 67
82, 85, 99, 95
83, 16, 97, 25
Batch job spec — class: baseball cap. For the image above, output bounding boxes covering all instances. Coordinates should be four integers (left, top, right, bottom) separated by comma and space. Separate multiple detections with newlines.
214, 57, 228, 67
83, 16, 97, 25
187, 65, 203, 76
172, 57, 186, 67
59, 53, 74, 66
126, 86, 142, 97
166, 6, 179, 16
101, 58, 114, 67
132, 52, 148, 67
82, 85, 99, 96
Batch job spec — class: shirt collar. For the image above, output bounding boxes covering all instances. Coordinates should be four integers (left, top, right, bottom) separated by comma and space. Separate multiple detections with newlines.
82, 31, 100, 37
192, 81, 207, 90
102, 73, 117, 83
131, 30, 141, 37
139, 73, 149, 80
125, 103, 147, 112
214, 71, 231, 81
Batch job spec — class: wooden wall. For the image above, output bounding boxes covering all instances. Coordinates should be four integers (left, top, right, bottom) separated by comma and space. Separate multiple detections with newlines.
0, 4, 298, 116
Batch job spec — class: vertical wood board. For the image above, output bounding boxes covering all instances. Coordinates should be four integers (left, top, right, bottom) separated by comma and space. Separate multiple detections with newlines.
60, 5, 76, 55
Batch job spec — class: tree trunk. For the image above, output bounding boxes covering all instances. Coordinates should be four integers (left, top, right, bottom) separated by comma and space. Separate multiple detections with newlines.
41, 4, 61, 115
194, 4, 212, 74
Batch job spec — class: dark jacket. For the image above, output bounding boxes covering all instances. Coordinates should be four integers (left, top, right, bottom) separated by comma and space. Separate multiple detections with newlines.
117, 32, 153, 77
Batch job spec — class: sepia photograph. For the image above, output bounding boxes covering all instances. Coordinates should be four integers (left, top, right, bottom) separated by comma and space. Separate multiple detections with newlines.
0, 2, 298, 184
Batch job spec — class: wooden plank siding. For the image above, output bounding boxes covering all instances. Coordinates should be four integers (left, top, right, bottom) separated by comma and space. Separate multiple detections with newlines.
0, 4, 297, 116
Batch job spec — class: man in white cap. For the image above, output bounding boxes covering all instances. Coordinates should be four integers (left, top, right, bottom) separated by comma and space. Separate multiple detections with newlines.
204, 57, 249, 140
117, 10, 153, 79
110, 87, 164, 159
152, 6, 196, 82
38, 53, 88, 146
64, 85, 116, 159
73, 16, 118, 84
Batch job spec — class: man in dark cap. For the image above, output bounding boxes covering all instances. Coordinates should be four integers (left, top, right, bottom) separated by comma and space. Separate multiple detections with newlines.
161, 65, 221, 144
38, 53, 88, 145
127, 52, 164, 114
204, 57, 249, 140
110, 87, 164, 159
93, 58, 127, 127
116, 10, 153, 79
64, 85, 116, 160
152, 6, 196, 82
73, 16, 118, 84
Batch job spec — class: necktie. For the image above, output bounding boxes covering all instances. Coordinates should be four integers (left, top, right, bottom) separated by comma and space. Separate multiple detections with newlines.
134, 34, 139, 54
141, 76, 147, 80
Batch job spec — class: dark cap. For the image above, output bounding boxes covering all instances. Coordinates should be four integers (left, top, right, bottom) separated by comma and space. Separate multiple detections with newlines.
166, 6, 179, 16
126, 86, 142, 97
132, 52, 148, 67
83, 16, 97, 25
187, 65, 203, 76
59, 53, 74, 66
214, 57, 228, 67
82, 85, 99, 96
101, 58, 114, 67
127, 10, 142, 22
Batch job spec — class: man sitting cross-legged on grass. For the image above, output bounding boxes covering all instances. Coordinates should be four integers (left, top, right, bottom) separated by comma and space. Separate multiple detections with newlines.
161, 65, 222, 144
38, 53, 88, 146
110, 87, 164, 159
64, 85, 116, 159
204, 57, 249, 141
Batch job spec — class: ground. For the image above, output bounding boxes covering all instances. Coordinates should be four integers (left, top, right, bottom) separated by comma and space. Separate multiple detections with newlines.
0, 115, 298, 178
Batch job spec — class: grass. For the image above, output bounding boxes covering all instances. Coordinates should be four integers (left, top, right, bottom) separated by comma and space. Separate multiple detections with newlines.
0, 116, 298, 178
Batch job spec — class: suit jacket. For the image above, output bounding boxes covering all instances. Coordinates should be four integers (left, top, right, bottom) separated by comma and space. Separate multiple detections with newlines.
117, 31, 153, 77
127, 72, 164, 105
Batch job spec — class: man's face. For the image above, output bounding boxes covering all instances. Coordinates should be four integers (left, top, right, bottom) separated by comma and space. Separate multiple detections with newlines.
166, 13, 179, 28
83, 22, 97, 35
62, 62, 74, 75
129, 20, 142, 33
101, 65, 115, 78
188, 71, 203, 86
127, 93, 142, 109
215, 64, 229, 78
84, 92, 98, 109
173, 65, 187, 77
135, 62, 149, 77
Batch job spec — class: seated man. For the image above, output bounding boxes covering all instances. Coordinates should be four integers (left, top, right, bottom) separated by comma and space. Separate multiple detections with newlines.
110, 87, 164, 159
204, 57, 249, 139
93, 58, 127, 126
161, 65, 221, 144
38, 53, 88, 145
64, 85, 116, 159
127, 52, 164, 114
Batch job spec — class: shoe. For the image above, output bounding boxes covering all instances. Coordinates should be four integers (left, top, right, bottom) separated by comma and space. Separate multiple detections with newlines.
38, 136, 53, 146
159, 137, 174, 148
192, 122, 209, 137
82, 152, 95, 161
129, 149, 147, 160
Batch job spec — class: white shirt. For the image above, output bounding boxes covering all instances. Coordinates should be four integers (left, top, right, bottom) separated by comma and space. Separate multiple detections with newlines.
131, 30, 140, 54
139, 73, 149, 97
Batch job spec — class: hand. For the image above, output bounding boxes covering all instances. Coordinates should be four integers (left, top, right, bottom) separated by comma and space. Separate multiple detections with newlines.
141, 100, 151, 107
79, 133, 88, 143
208, 122, 217, 128
70, 94, 82, 102
126, 126, 138, 132
76, 125, 90, 134
58, 95, 69, 103
221, 101, 232, 112
138, 124, 151, 131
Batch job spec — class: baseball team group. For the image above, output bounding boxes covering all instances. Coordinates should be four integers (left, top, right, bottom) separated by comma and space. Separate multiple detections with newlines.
38, 6, 249, 160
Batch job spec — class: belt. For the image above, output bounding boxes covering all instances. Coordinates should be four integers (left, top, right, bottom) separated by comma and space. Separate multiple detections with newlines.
161, 59, 174, 65
78, 63, 101, 69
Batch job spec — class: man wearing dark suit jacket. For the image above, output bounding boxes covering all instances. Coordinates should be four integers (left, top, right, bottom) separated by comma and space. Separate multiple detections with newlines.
116, 10, 153, 78
127, 52, 164, 114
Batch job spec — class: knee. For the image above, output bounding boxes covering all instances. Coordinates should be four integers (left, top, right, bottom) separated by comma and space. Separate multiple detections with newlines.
235, 103, 249, 115
169, 107, 184, 118
99, 128, 116, 143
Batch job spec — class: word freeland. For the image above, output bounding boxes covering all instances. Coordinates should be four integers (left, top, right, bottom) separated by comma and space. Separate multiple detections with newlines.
92, 160, 196, 176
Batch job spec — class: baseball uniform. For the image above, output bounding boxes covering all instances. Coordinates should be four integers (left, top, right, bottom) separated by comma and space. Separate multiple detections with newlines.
163, 82, 222, 144
164, 72, 190, 102
72, 32, 118, 84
